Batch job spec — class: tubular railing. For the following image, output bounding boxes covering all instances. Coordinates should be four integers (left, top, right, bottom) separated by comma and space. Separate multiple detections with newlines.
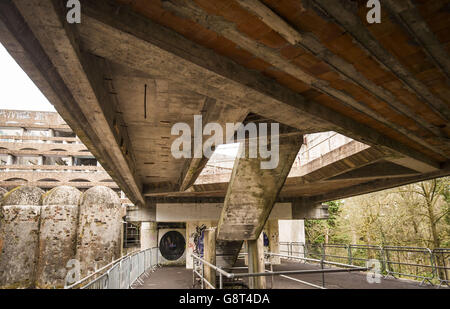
278, 242, 449, 287
433, 248, 450, 287
192, 252, 368, 289
383, 246, 435, 285
65, 247, 159, 289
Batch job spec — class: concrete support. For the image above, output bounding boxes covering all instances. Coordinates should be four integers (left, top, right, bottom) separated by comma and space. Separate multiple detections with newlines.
186, 221, 216, 269
217, 134, 303, 241
203, 227, 216, 289
267, 220, 280, 265
140, 222, 157, 250
247, 233, 266, 289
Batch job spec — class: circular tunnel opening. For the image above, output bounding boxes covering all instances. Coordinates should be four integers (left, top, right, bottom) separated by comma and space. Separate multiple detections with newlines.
159, 231, 185, 261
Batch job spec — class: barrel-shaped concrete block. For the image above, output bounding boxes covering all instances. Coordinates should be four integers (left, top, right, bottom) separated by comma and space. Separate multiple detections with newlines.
0, 186, 43, 288
76, 186, 122, 277
2, 186, 44, 206
36, 186, 82, 288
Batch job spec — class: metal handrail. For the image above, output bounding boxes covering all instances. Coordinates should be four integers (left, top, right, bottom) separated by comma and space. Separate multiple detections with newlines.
66, 247, 159, 289
192, 250, 369, 289
278, 242, 449, 287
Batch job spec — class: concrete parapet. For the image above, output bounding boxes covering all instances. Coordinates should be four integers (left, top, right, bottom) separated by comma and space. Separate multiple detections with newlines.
36, 186, 81, 288
76, 186, 122, 277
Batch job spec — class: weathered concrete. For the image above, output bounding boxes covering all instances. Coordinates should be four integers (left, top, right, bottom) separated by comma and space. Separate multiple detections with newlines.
1, 186, 44, 206
217, 135, 303, 241
0, 186, 43, 288
203, 228, 216, 289
76, 186, 122, 277
248, 233, 266, 289
156, 203, 292, 222
292, 202, 329, 220
140, 222, 157, 250
36, 186, 81, 289
266, 220, 280, 265
186, 221, 216, 269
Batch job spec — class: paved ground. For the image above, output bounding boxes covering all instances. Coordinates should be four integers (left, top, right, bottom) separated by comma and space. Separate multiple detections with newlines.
135, 260, 440, 289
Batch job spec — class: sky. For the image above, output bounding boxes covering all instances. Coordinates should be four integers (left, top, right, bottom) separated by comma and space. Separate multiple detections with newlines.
0, 43, 56, 112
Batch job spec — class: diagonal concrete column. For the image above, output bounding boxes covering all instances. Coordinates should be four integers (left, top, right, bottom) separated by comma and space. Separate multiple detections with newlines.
217, 134, 303, 241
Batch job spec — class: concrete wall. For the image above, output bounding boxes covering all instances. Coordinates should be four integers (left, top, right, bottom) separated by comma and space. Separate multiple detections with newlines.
156, 203, 292, 222
140, 222, 158, 250
279, 220, 305, 243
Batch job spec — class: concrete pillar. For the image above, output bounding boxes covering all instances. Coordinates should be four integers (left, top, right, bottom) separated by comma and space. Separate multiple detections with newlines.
186, 221, 215, 269
36, 186, 81, 288
67, 156, 73, 166
268, 220, 280, 264
244, 241, 248, 266
203, 227, 216, 289
37, 156, 44, 166
0, 186, 44, 288
248, 233, 266, 289
140, 222, 157, 250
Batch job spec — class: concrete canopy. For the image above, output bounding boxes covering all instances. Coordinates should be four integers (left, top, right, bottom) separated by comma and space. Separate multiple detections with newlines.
0, 0, 448, 211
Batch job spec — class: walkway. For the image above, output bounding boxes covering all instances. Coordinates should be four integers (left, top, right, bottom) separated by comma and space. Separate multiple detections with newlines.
135, 261, 439, 289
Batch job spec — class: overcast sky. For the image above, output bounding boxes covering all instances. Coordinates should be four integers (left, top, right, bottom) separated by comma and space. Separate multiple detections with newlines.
0, 43, 55, 112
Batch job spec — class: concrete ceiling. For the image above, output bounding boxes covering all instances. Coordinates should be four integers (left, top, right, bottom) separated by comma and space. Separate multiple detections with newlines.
0, 0, 448, 206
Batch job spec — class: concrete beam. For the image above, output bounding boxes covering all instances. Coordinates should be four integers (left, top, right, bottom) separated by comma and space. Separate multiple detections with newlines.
155, 203, 292, 222
164, 0, 448, 157
78, 0, 441, 169
0, 0, 144, 205
304, 163, 450, 204
292, 201, 329, 220
384, 0, 450, 80
126, 203, 156, 223
179, 100, 248, 191
217, 134, 303, 241
310, 0, 450, 123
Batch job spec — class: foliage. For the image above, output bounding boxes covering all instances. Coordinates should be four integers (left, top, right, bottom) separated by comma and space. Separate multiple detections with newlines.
304, 177, 450, 249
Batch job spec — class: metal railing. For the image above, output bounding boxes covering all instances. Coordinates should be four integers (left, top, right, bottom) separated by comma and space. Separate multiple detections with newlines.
279, 242, 449, 287
192, 252, 368, 289
65, 247, 159, 289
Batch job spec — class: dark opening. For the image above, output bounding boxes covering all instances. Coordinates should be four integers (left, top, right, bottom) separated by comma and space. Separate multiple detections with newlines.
159, 231, 185, 261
